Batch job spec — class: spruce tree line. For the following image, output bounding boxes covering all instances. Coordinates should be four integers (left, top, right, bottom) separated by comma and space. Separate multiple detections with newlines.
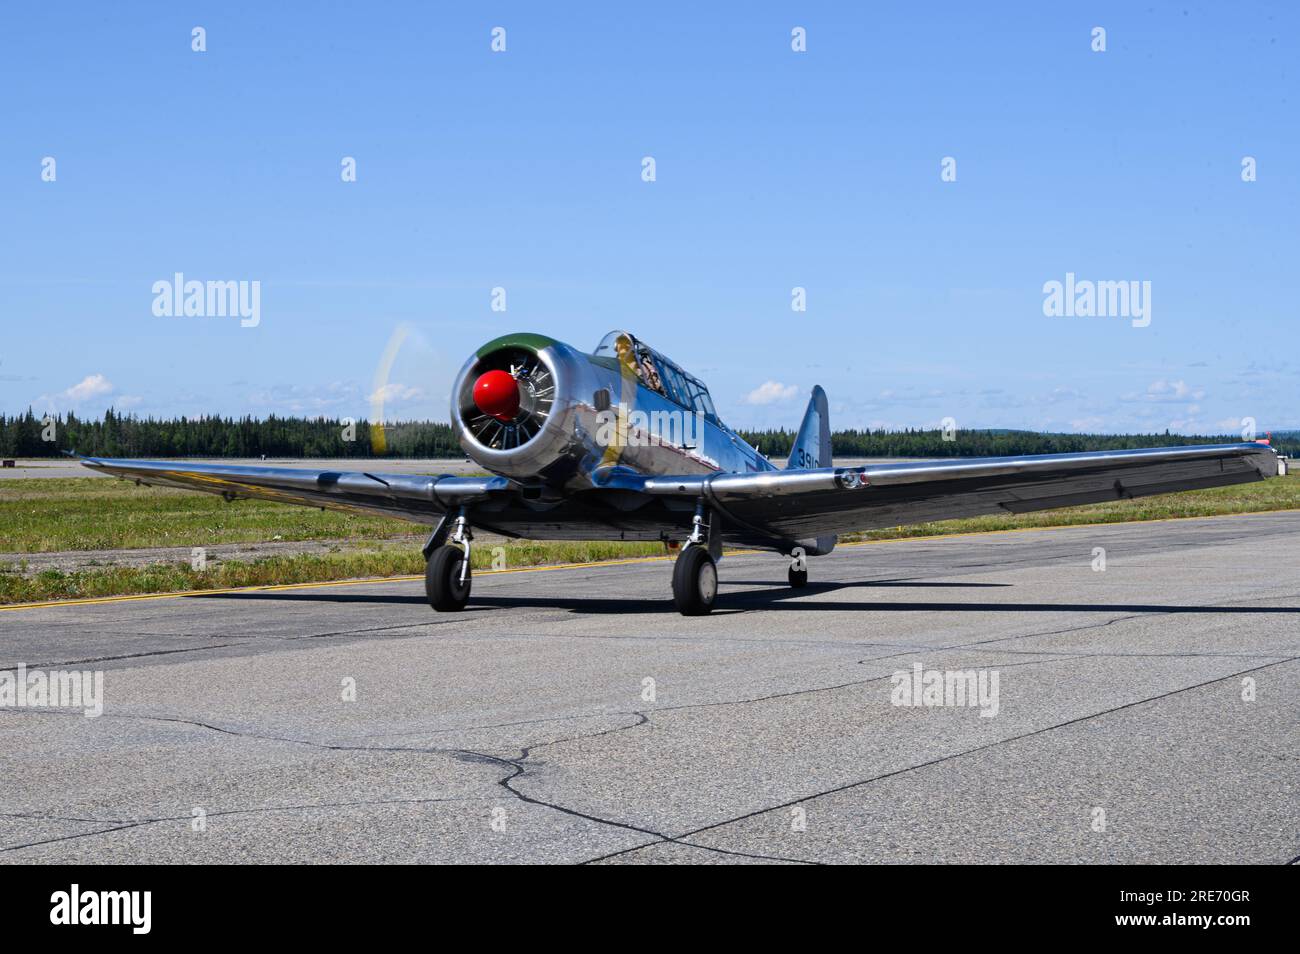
0, 410, 462, 459
744, 427, 1298, 459
1, 409, 1293, 460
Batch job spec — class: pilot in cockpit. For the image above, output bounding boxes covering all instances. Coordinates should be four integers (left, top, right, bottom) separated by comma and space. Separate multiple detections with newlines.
637, 349, 664, 395
614, 334, 666, 396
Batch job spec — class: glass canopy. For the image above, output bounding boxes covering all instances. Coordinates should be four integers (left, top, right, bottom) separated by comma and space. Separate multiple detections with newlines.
593, 331, 721, 425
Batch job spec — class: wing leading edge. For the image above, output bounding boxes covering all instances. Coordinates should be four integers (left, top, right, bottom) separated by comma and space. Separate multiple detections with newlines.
78, 457, 514, 525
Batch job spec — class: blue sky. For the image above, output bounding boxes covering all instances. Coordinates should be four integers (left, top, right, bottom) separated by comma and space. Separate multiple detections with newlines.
3, 1, 1296, 435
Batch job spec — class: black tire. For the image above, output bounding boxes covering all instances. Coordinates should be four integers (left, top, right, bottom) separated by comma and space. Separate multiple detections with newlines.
788, 564, 808, 588
426, 544, 471, 611
672, 546, 717, 616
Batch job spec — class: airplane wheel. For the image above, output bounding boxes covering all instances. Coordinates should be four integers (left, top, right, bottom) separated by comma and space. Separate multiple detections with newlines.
788, 564, 808, 588
426, 544, 471, 611
672, 546, 717, 616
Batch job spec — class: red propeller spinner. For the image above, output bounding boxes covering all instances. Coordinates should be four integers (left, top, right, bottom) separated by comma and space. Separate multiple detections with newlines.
472, 369, 521, 422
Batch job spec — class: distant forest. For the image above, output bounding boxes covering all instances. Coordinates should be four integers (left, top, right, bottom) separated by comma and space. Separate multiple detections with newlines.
1, 409, 1295, 460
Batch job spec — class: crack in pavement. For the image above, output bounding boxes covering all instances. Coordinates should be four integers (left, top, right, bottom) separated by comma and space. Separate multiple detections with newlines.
0, 704, 812, 864
456, 742, 814, 865
579, 656, 1300, 864
847, 598, 1300, 668
431, 651, 1151, 864
0, 796, 478, 854
4, 647, 1294, 863
0, 644, 238, 673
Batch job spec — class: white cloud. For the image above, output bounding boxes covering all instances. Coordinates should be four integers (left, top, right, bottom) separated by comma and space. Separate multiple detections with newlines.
1045, 387, 1080, 404
245, 381, 361, 415
1144, 379, 1204, 402
35, 373, 115, 410
367, 383, 426, 404
1165, 416, 1206, 433
65, 373, 113, 401
742, 381, 799, 405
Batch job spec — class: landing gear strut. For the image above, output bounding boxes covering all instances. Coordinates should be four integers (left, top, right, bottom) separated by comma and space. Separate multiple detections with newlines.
672, 502, 718, 615
426, 511, 473, 611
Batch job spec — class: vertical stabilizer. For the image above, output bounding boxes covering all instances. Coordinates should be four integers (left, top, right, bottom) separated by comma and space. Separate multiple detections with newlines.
785, 386, 835, 554
785, 385, 831, 470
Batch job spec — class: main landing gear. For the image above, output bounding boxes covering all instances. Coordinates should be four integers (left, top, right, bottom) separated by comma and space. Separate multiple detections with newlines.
672, 545, 717, 615
672, 504, 719, 616
426, 512, 473, 611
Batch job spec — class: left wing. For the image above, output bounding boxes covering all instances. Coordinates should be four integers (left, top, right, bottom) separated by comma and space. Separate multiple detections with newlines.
635, 443, 1279, 540
78, 457, 514, 526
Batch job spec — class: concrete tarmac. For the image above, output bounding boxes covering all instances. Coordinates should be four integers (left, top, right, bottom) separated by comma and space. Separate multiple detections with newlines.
1, 512, 1296, 864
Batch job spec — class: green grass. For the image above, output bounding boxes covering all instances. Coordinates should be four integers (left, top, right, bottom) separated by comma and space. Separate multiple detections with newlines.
0, 539, 666, 604
2, 473, 1297, 605
0, 477, 422, 552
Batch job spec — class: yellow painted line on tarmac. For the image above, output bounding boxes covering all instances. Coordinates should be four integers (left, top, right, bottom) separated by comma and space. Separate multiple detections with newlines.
2, 506, 1296, 613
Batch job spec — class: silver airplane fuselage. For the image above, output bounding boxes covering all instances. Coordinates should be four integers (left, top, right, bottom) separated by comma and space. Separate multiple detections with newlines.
450, 332, 776, 490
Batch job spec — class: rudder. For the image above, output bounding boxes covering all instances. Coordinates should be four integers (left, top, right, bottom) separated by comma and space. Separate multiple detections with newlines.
785, 385, 831, 470
784, 385, 835, 555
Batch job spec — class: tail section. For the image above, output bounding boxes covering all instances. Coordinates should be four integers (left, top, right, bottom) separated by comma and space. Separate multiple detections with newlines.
786, 386, 835, 555
785, 385, 831, 470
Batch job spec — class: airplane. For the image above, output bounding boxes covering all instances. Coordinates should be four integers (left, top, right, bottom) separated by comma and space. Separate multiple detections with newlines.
78, 330, 1279, 615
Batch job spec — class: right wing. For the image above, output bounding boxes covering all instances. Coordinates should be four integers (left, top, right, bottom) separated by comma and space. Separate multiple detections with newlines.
78, 456, 514, 526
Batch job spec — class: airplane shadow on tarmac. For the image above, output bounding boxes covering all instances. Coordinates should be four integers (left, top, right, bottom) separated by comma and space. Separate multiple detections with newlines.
192, 579, 1004, 616
194, 579, 1300, 617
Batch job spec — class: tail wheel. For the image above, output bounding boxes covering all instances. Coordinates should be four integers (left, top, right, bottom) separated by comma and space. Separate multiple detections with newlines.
788, 564, 808, 588
672, 546, 717, 616
426, 544, 471, 611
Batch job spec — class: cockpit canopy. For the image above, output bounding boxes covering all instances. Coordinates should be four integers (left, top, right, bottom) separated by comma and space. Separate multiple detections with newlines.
593, 331, 722, 426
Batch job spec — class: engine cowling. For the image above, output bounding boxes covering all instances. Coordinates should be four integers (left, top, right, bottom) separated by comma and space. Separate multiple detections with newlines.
451, 333, 591, 482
